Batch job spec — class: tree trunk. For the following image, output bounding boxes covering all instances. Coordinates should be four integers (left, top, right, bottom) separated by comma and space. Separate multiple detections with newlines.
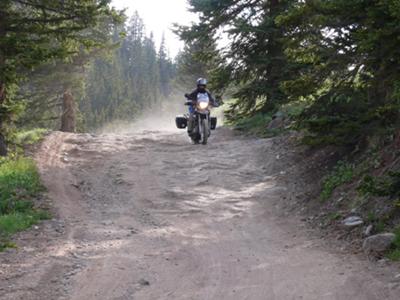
261, 0, 285, 113
61, 88, 76, 132
0, 132, 7, 156
0, 10, 8, 156
0, 82, 8, 156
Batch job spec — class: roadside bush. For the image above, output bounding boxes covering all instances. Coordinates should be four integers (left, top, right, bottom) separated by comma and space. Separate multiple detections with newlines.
14, 128, 49, 146
358, 172, 400, 198
0, 157, 49, 250
0, 158, 43, 214
231, 112, 272, 136
387, 227, 400, 261
321, 161, 354, 201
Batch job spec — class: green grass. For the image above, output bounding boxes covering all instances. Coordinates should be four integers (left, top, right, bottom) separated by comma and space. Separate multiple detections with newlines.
14, 128, 48, 146
366, 211, 386, 233
280, 101, 307, 119
0, 211, 50, 235
0, 241, 17, 252
223, 100, 307, 137
328, 212, 343, 221
375, 221, 386, 233
0, 157, 43, 214
387, 227, 400, 261
0, 157, 49, 250
233, 113, 273, 136
321, 161, 354, 201
387, 249, 400, 261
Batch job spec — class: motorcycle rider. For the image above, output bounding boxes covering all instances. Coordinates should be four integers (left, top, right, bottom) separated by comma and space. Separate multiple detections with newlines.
185, 78, 218, 136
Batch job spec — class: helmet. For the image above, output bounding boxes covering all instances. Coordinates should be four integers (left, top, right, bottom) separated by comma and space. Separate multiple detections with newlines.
197, 78, 207, 86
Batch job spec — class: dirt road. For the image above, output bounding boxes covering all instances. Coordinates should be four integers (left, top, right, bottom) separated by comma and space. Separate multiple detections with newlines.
1, 128, 400, 299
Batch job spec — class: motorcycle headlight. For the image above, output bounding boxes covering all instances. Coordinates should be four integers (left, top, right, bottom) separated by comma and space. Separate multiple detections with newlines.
198, 101, 209, 110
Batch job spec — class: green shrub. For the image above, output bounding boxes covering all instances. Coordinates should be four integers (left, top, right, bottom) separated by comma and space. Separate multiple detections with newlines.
328, 212, 343, 221
358, 172, 400, 198
14, 128, 48, 146
321, 161, 354, 200
0, 241, 17, 252
0, 157, 49, 250
281, 101, 306, 119
0, 158, 43, 215
387, 249, 400, 261
366, 212, 386, 233
387, 228, 400, 261
234, 113, 272, 130
0, 211, 50, 235
392, 227, 400, 248
232, 113, 273, 136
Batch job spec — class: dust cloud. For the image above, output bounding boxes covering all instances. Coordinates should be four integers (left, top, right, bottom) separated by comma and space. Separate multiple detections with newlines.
98, 90, 225, 135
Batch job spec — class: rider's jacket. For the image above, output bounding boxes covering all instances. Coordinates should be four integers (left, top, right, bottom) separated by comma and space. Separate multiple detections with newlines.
186, 88, 217, 107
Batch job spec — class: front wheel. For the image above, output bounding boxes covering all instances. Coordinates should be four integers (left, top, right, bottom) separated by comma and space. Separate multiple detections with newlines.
201, 118, 209, 145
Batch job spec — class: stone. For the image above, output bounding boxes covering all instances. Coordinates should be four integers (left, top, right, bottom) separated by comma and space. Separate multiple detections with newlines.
342, 216, 363, 227
362, 233, 396, 257
138, 279, 150, 286
364, 224, 373, 236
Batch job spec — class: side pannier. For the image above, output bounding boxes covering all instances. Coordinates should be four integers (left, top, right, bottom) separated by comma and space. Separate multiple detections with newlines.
211, 117, 217, 130
175, 116, 188, 129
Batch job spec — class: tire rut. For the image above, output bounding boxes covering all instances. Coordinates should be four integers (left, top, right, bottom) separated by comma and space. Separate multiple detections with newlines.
0, 129, 399, 299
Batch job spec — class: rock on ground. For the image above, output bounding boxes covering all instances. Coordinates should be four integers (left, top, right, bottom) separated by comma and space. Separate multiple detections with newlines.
342, 216, 364, 227
363, 233, 396, 257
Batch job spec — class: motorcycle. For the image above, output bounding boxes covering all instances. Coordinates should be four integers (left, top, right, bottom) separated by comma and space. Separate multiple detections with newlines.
175, 94, 217, 145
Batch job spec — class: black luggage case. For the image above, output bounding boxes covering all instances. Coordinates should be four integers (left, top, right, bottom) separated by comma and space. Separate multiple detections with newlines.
175, 116, 187, 129
211, 117, 217, 130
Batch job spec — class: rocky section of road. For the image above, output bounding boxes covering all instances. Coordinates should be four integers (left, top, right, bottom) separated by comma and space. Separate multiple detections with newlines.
1, 128, 400, 299
267, 134, 400, 264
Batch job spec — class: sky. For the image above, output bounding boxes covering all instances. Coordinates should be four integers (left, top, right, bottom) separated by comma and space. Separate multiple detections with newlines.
111, 0, 195, 57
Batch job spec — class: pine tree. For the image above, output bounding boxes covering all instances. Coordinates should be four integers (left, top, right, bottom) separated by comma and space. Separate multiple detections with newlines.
175, 40, 213, 91
277, 0, 400, 145
178, 0, 292, 120
158, 34, 173, 97
144, 33, 160, 106
82, 11, 177, 129
0, 0, 121, 153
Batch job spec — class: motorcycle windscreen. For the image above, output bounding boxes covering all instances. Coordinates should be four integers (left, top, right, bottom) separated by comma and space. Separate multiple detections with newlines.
197, 92, 210, 102
197, 93, 210, 111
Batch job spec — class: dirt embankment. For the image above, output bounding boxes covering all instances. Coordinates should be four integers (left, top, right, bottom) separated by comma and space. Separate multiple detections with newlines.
268, 133, 400, 257
0, 128, 400, 299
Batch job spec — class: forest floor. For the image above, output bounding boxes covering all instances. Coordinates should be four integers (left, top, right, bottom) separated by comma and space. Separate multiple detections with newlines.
1, 127, 400, 299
